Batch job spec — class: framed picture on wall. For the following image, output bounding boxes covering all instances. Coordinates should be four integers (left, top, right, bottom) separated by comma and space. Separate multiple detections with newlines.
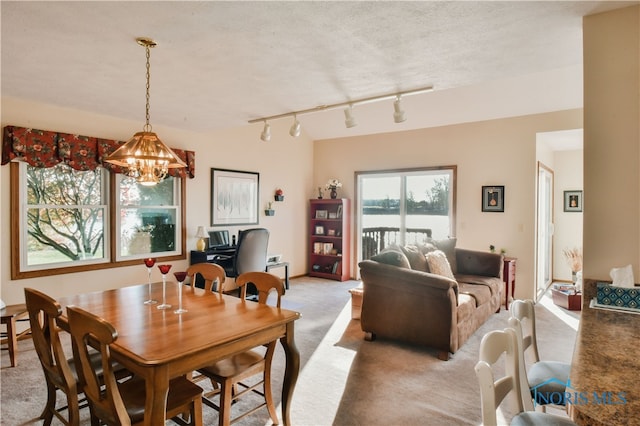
482, 186, 505, 212
564, 190, 583, 212
211, 168, 259, 225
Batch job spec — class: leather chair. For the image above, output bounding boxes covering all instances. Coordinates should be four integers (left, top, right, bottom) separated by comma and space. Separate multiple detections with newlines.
67, 305, 204, 426
475, 327, 576, 426
197, 271, 284, 425
214, 228, 269, 294
510, 299, 571, 412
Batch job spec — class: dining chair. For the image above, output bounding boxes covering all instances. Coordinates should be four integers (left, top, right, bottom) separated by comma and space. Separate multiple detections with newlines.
510, 299, 571, 412
475, 327, 576, 426
186, 262, 226, 293
25, 288, 83, 426
213, 228, 269, 294
66, 305, 204, 426
197, 271, 284, 426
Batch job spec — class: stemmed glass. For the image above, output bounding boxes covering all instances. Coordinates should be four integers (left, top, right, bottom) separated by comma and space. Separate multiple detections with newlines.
173, 271, 188, 314
156, 264, 172, 310
143, 258, 157, 305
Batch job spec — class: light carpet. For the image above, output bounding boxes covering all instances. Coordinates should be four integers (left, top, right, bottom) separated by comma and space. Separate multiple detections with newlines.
0, 277, 577, 425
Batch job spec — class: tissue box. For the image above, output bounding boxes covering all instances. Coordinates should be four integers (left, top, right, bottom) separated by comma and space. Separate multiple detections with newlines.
596, 282, 640, 310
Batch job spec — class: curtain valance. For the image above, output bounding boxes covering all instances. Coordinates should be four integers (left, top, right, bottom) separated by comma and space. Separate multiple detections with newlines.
2, 125, 195, 178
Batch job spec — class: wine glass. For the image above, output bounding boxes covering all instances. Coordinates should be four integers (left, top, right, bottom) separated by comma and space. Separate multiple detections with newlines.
156, 264, 172, 310
173, 271, 188, 314
143, 258, 157, 304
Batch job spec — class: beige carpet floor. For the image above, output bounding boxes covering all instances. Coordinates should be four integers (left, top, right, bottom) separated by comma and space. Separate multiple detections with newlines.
0, 277, 578, 425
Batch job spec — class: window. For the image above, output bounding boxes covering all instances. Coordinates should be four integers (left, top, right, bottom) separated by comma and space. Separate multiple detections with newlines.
356, 166, 457, 261
11, 162, 186, 279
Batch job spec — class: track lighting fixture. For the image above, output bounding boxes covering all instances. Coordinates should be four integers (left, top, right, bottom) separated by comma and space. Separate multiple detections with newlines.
260, 121, 271, 142
393, 96, 406, 123
248, 84, 433, 138
344, 105, 357, 128
289, 115, 301, 137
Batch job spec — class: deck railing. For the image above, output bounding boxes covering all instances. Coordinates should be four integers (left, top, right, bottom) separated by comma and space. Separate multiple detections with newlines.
361, 227, 432, 260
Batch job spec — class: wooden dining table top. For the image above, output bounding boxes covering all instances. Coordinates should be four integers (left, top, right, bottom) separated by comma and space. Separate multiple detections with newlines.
56, 281, 301, 425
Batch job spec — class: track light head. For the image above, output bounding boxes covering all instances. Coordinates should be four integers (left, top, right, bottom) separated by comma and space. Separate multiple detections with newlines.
344, 106, 357, 128
260, 122, 271, 142
393, 96, 406, 123
289, 115, 301, 137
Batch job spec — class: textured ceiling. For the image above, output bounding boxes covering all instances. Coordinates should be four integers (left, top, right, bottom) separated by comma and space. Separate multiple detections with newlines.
1, 1, 635, 141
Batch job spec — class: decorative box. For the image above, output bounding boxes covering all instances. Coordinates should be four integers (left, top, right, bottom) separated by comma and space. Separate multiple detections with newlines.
552, 289, 582, 311
596, 282, 640, 310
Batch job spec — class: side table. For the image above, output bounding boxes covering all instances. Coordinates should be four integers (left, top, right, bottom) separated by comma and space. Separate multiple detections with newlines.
503, 257, 517, 310
1, 304, 31, 367
266, 261, 290, 290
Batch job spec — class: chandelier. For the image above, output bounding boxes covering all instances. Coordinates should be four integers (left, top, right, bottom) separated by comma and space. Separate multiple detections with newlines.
104, 37, 186, 186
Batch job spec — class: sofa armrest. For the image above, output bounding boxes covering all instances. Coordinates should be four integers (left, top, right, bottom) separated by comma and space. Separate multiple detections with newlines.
455, 248, 503, 278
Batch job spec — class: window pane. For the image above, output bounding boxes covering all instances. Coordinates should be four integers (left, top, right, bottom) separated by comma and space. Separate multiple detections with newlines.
24, 164, 107, 268
117, 176, 180, 259
406, 173, 451, 240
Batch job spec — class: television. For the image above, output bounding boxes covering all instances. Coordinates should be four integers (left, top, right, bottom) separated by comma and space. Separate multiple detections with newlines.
208, 230, 230, 248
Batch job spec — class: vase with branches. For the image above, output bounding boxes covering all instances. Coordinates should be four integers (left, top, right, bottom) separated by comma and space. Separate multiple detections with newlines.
563, 247, 582, 283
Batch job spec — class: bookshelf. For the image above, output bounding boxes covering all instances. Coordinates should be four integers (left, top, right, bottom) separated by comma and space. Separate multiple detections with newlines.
309, 198, 350, 281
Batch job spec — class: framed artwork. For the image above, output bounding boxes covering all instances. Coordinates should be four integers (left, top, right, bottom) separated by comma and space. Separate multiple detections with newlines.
564, 190, 583, 212
482, 186, 505, 212
315, 210, 328, 219
327, 229, 336, 236
315, 225, 325, 235
211, 168, 259, 226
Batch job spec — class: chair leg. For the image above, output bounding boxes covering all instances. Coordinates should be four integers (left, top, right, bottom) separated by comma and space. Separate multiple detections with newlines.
190, 397, 203, 426
218, 378, 234, 426
40, 381, 56, 425
66, 391, 81, 426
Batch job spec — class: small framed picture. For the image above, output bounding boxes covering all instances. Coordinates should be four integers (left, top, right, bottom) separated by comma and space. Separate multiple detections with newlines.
327, 229, 336, 236
315, 225, 325, 235
315, 210, 328, 219
328, 212, 337, 219
482, 186, 505, 212
564, 190, 583, 212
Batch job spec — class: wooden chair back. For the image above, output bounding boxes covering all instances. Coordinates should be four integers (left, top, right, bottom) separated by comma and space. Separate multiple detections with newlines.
186, 263, 226, 293
474, 328, 525, 426
236, 271, 284, 306
24, 288, 79, 425
510, 299, 540, 362
66, 305, 130, 425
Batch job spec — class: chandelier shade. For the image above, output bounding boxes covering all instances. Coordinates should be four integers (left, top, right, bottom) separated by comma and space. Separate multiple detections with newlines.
104, 37, 185, 186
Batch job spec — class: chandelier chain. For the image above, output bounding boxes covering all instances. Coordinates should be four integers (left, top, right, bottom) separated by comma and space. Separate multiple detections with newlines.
144, 44, 152, 132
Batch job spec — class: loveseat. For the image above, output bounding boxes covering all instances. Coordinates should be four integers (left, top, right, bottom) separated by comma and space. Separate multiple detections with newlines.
358, 239, 502, 360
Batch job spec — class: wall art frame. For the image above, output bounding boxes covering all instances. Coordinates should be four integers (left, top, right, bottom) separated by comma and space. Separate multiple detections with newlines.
211, 168, 259, 226
564, 190, 583, 212
482, 185, 505, 212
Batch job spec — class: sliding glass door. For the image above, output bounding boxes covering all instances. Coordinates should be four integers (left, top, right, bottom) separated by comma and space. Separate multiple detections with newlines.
356, 167, 456, 261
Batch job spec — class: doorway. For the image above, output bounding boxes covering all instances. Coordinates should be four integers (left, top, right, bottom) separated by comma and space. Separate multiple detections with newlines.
536, 162, 554, 299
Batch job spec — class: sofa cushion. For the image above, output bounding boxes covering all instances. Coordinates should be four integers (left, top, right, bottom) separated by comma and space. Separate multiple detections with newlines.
458, 282, 492, 306
400, 245, 428, 271
455, 274, 502, 296
371, 249, 411, 269
429, 238, 457, 273
425, 250, 455, 280
457, 293, 476, 323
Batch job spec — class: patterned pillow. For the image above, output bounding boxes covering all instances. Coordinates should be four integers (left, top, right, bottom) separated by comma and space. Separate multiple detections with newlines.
425, 250, 456, 280
429, 238, 457, 273
400, 245, 428, 271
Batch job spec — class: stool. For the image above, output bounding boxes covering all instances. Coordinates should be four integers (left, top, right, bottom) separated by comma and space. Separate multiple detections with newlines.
349, 285, 363, 320
1, 304, 31, 367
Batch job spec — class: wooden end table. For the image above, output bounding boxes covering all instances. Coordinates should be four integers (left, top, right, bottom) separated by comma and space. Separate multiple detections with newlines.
1, 304, 31, 367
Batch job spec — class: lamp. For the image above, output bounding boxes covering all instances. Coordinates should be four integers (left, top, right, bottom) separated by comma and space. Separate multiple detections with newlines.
393, 95, 406, 123
344, 105, 357, 128
248, 84, 433, 138
289, 115, 301, 137
104, 37, 186, 186
260, 121, 271, 142
195, 226, 208, 252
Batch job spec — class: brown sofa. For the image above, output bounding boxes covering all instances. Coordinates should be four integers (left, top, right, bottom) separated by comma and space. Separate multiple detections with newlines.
358, 239, 502, 360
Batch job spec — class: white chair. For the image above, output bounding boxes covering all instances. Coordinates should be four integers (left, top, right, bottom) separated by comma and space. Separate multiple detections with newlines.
475, 327, 576, 426
510, 299, 571, 412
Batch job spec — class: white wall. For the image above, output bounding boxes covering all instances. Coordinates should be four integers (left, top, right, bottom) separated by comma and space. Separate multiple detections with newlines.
1, 97, 314, 304
313, 109, 582, 300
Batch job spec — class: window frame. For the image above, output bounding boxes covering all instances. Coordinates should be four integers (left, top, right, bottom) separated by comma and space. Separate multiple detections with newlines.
10, 161, 186, 279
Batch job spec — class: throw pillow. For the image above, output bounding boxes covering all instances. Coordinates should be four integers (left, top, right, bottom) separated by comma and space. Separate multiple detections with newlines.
371, 249, 411, 269
429, 238, 457, 273
425, 250, 456, 280
400, 245, 428, 271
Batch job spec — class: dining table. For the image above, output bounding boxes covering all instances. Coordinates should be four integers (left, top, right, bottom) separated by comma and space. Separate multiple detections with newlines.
56, 281, 301, 426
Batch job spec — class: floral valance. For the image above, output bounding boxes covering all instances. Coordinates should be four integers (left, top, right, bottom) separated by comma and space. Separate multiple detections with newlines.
2, 125, 195, 178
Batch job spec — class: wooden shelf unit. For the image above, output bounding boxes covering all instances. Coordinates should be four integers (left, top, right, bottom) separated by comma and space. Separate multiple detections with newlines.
309, 198, 350, 281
